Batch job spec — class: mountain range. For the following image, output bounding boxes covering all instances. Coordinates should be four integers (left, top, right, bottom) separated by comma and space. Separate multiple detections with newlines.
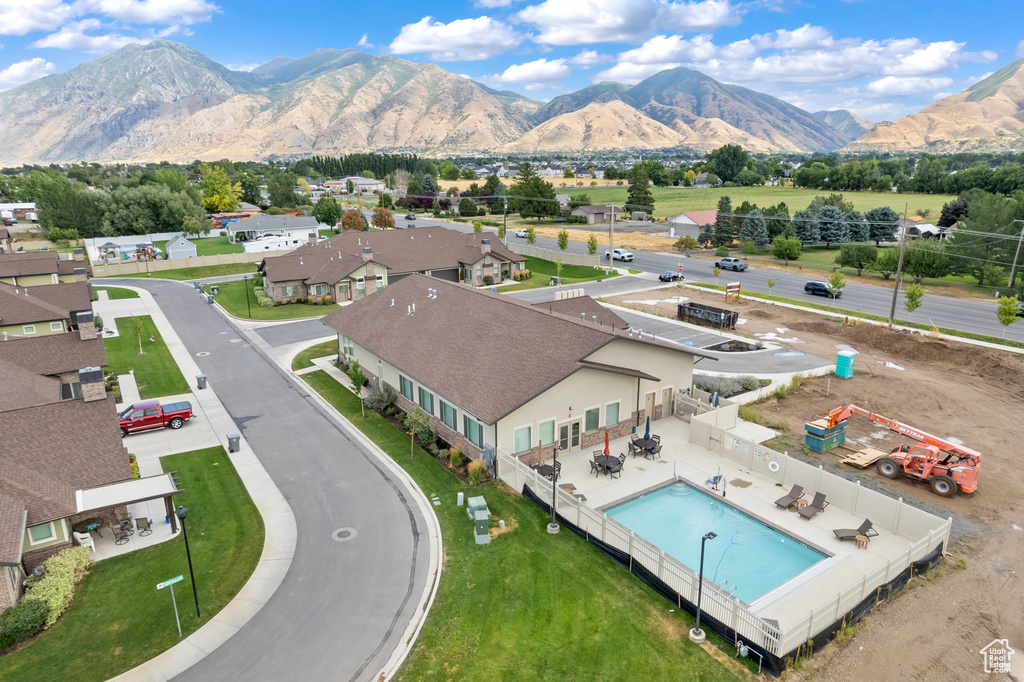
0, 41, 1018, 164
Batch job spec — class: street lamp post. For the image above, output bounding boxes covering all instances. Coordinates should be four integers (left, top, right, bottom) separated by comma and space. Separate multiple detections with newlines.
175, 506, 201, 619
547, 445, 565, 535
689, 531, 717, 644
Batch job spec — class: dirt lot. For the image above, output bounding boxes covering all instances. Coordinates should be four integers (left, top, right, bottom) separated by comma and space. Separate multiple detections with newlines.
608, 286, 1024, 681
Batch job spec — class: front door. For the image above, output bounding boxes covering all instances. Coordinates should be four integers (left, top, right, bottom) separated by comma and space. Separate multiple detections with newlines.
559, 420, 581, 450
644, 391, 656, 422
661, 387, 674, 419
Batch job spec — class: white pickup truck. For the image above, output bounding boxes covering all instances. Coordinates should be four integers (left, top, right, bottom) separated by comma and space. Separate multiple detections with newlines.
604, 248, 634, 262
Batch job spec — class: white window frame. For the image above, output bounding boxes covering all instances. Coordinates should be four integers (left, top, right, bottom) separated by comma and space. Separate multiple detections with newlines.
584, 405, 601, 433
27, 522, 56, 546
356, 277, 365, 295
312, 283, 328, 296
50, 321, 63, 332
605, 401, 621, 428
513, 425, 532, 454
23, 324, 36, 335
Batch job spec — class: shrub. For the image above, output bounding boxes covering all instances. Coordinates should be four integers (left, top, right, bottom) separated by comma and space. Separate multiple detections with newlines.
365, 382, 396, 411
129, 454, 140, 479
715, 246, 729, 257
253, 272, 263, 287
0, 599, 48, 642
0, 631, 14, 649
483, 275, 494, 286
468, 458, 488, 484
738, 239, 757, 255
437, 448, 450, 463
738, 375, 759, 391
692, 374, 743, 397
253, 285, 275, 308
449, 444, 467, 468
24, 546, 91, 628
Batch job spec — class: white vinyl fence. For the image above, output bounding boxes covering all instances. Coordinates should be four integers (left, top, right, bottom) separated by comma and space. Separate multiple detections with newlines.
506, 242, 601, 267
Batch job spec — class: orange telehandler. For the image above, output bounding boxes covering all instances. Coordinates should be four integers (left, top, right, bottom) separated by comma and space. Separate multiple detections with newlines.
826, 405, 980, 497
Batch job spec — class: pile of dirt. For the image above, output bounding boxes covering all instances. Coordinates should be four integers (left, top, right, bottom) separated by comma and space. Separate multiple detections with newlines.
746, 309, 773, 319
787, 320, 846, 335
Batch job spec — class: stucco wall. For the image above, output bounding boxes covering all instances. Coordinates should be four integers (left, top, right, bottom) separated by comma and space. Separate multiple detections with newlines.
0, 319, 66, 338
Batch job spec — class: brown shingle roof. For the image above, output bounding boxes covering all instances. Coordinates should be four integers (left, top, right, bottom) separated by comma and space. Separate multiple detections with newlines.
322, 274, 706, 424
533, 296, 629, 330
0, 332, 106, 377
262, 227, 525, 286
0, 251, 65, 278
0, 493, 26, 566
0, 358, 61, 410
0, 393, 131, 525
0, 228, 10, 241
0, 280, 92, 326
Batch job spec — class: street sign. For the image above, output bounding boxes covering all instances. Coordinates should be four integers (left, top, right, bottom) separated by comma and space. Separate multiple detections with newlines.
157, 575, 184, 590
678, 263, 683, 271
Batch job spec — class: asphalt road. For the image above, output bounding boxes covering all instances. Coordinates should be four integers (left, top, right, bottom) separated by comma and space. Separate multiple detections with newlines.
119, 279, 430, 681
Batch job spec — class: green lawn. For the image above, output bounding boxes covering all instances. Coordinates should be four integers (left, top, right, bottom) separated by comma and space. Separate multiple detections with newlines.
566, 186, 954, 219
152, 235, 243, 257
300, 370, 750, 681
102, 262, 258, 280
93, 286, 139, 300
500, 257, 620, 292
104, 316, 190, 398
213, 280, 340, 320
291, 339, 338, 370
0, 446, 264, 681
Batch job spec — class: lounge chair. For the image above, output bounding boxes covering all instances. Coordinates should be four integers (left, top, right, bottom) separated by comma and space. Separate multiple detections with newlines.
834, 519, 879, 541
799, 492, 829, 519
774, 485, 805, 509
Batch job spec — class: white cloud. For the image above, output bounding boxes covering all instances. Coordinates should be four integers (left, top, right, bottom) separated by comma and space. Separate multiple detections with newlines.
357, 33, 373, 48
497, 57, 570, 90
74, 0, 219, 25
0, 0, 76, 36
568, 49, 612, 67
226, 62, 261, 72
866, 76, 953, 96
1016, 41, 1024, 59
474, 0, 515, 6
518, 0, 738, 46
389, 15, 522, 61
882, 40, 963, 76
0, 57, 56, 86
29, 18, 181, 52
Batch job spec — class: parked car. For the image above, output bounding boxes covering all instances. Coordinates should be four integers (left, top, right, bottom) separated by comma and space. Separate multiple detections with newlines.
804, 281, 841, 298
659, 272, 683, 282
714, 257, 747, 271
118, 399, 194, 437
604, 248, 634, 262
405, 214, 416, 221
514, 229, 528, 238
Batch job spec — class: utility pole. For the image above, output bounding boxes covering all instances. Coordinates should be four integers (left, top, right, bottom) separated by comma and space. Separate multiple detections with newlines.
503, 197, 508, 238
608, 205, 615, 273
888, 204, 909, 328
1008, 220, 1024, 289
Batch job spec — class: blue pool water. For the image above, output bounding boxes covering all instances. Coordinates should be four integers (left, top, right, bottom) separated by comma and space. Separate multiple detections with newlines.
606, 483, 825, 603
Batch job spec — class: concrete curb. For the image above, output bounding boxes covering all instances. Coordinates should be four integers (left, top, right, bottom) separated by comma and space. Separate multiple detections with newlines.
106, 283, 298, 682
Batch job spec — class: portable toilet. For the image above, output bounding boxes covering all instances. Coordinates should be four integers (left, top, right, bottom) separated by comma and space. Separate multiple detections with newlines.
835, 350, 856, 379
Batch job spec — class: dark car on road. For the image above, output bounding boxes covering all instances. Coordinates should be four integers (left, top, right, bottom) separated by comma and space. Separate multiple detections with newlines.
405, 214, 416, 221
805, 281, 841, 298
659, 272, 683, 282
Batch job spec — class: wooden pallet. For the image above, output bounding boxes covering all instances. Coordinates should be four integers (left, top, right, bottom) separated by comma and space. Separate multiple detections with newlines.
839, 447, 888, 469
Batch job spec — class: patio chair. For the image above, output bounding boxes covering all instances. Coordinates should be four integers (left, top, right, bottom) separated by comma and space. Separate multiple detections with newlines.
799, 492, 830, 519
774, 485, 805, 509
649, 444, 663, 460
116, 513, 134, 534
628, 442, 640, 458
590, 460, 603, 477
608, 461, 623, 479
136, 517, 153, 537
618, 453, 626, 465
834, 519, 879, 542
652, 434, 661, 444
72, 531, 95, 553
113, 528, 131, 546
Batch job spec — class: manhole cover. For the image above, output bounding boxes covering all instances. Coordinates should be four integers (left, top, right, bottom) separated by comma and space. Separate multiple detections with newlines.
196, 351, 211, 357
332, 527, 357, 542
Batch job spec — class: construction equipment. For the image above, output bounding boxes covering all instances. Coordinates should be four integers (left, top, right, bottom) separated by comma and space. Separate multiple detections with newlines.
826, 405, 980, 497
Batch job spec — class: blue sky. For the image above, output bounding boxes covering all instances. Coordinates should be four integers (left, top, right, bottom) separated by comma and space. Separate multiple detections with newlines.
0, 0, 1020, 121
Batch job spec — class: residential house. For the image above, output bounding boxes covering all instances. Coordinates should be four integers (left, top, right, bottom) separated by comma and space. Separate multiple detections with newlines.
165, 234, 198, 259
0, 203, 35, 221
0, 228, 11, 254
259, 227, 526, 304
571, 205, 622, 225
237, 202, 262, 214
666, 210, 719, 239
0, 280, 93, 340
555, 193, 572, 210
324, 177, 386, 195
323, 275, 713, 463
229, 214, 326, 243
0, 251, 83, 287
0, 323, 105, 401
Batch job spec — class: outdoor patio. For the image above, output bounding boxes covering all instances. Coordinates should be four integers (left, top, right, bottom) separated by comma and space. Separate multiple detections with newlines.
86, 499, 180, 561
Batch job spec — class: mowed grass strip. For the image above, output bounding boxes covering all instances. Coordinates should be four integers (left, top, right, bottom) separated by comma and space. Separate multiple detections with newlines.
291, 339, 338, 370
213, 280, 340, 320
500, 256, 619, 292
152, 235, 243, 257
93, 286, 140, 300
299, 370, 750, 681
0, 446, 264, 682
104, 316, 190, 399
99, 262, 258, 280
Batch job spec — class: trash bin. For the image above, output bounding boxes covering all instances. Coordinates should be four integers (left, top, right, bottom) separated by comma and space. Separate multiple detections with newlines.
193, 281, 202, 290
199, 284, 205, 293
196, 374, 207, 390
227, 433, 240, 453
210, 285, 220, 294
206, 294, 214, 304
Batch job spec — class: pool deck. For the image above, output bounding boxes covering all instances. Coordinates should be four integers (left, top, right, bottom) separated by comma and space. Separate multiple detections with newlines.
538, 416, 930, 633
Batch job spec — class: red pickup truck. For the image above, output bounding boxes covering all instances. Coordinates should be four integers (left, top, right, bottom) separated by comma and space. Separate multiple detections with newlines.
118, 399, 194, 437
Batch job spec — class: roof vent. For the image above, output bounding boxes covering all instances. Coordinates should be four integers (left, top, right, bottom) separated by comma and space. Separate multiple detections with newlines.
299, 257, 303, 265
581, 313, 585, 321
391, 298, 394, 307
592, 315, 597, 324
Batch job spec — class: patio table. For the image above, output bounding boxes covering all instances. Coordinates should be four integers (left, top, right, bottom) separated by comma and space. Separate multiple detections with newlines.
536, 464, 557, 480
73, 518, 104, 536
632, 437, 658, 452
594, 455, 622, 475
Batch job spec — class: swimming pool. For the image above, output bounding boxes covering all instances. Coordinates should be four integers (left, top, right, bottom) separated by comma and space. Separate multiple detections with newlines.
606, 482, 826, 603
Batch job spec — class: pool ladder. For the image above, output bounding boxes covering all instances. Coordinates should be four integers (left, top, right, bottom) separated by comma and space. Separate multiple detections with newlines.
718, 579, 738, 596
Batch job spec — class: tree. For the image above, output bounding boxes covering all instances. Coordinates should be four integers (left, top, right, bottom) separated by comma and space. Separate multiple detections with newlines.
938, 198, 969, 228
793, 209, 820, 244
509, 163, 558, 220
563, 167, 575, 178
706, 144, 750, 183
674, 235, 699, 252
267, 172, 298, 207
826, 270, 846, 301
472, 220, 483, 233
738, 209, 770, 246
555, 254, 564, 282
296, 178, 310, 196
130, 316, 146, 356
821, 193, 854, 214
341, 208, 366, 231
102, 185, 203, 237
865, 206, 899, 246
844, 210, 870, 242
872, 249, 900, 279
683, 170, 696, 186
835, 244, 878, 273
526, 225, 537, 244
763, 202, 791, 238
706, 172, 719, 186
945, 192, 1023, 285
698, 223, 715, 247
569, 193, 591, 209
458, 197, 477, 217
997, 296, 1022, 338
557, 229, 569, 251
816, 205, 848, 247
771, 235, 802, 261
403, 405, 429, 457
181, 215, 209, 237
312, 196, 342, 227
587, 233, 598, 255
904, 283, 924, 317
767, 276, 776, 298
198, 163, 240, 212
903, 239, 949, 281
371, 206, 395, 229
379, 192, 394, 209
482, 174, 502, 197
713, 196, 734, 246
625, 169, 654, 212
239, 173, 262, 205
421, 174, 439, 196
460, 167, 477, 180
438, 161, 460, 181
734, 168, 763, 186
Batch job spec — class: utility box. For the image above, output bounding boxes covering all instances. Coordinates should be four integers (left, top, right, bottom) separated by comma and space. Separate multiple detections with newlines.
549, 276, 561, 286
467, 495, 489, 520
210, 285, 220, 295
473, 510, 490, 545
227, 433, 240, 453
196, 374, 207, 390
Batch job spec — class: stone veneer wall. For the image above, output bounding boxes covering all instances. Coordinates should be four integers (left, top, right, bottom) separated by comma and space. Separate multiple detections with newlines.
513, 410, 645, 467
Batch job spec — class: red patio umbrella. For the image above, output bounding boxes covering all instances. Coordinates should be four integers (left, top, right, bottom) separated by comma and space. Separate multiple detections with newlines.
604, 431, 610, 456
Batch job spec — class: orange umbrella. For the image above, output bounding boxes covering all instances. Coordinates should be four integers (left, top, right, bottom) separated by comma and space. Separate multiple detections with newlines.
604, 431, 610, 456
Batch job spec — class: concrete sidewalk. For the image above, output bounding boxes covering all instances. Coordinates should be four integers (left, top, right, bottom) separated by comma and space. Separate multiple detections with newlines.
105, 284, 298, 682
